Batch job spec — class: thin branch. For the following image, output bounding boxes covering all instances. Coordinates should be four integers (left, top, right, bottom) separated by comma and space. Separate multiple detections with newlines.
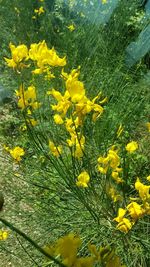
0, 218, 66, 267
16, 234, 40, 267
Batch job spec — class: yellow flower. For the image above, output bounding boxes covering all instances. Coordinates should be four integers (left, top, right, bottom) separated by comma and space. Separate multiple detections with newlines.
111, 171, 123, 184
74, 257, 94, 267
31, 101, 41, 110
147, 175, 150, 182
76, 171, 90, 187
0, 230, 8, 241
107, 186, 122, 202
76, 96, 104, 120
143, 202, 150, 215
99, 158, 108, 169
97, 165, 108, 174
27, 118, 37, 127
4, 43, 28, 69
88, 243, 100, 261
55, 233, 81, 266
99, 246, 115, 263
34, 6, 45, 15
50, 89, 71, 116
25, 85, 36, 100
20, 119, 37, 131
89, 244, 125, 267
108, 148, 120, 169
74, 136, 85, 158
62, 68, 85, 103
102, 0, 107, 4
61, 68, 104, 120
65, 117, 80, 134
127, 202, 144, 221
32, 68, 44, 74
43, 244, 55, 256
114, 208, 126, 223
106, 255, 123, 267
92, 102, 104, 121
67, 133, 85, 158
44, 68, 55, 80
9, 146, 25, 162
97, 146, 121, 177
16, 84, 40, 111
117, 218, 133, 233
66, 79, 85, 103
67, 24, 75, 32
49, 88, 64, 101
29, 41, 66, 69
3, 144, 10, 152
135, 178, 150, 201
126, 141, 138, 153
99, 96, 108, 105
97, 156, 109, 174
146, 122, 150, 132
75, 97, 92, 114
98, 156, 109, 164
48, 141, 62, 157
47, 47, 66, 67
53, 114, 64, 124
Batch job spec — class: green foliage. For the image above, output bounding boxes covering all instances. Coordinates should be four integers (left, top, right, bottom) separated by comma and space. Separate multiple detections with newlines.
1, 1, 150, 267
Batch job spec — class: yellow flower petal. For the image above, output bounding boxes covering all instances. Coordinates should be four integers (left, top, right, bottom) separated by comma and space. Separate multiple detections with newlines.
126, 141, 138, 153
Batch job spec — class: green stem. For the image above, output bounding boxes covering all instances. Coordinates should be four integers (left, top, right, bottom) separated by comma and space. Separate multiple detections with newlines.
0, 217, 66, 267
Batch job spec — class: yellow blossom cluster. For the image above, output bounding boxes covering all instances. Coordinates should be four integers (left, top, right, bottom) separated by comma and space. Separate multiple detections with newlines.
20, 118, 38, 131
10, 146, 25, 162
5, 41, 106, 161
4, 32, 150, 267
135, 177, 150, 212
5, 41, 66, 79
44, 233, 125, 267
67, 129, 85, 158
49, 67, 106, 159
34, 6, 45, 16
114, 177, 150, 233
4, 43, 28, 69
97, 146, 123, 184
48, 141, 62, 157
29, 41, 66, 76
15, 84, 40, 111
107, 185, 122, 203
4, 145, 25, 162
